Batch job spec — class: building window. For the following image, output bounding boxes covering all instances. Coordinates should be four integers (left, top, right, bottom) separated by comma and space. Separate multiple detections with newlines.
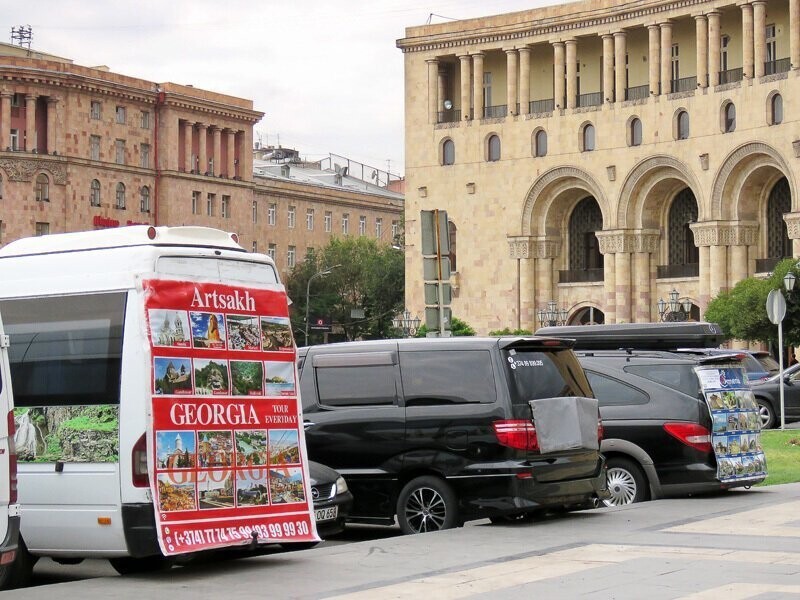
629, 118, 642, 147
207, 193, 215, 216
668, 188, 699, 268
766, 24, 777, 64
90, 101, 102, 120
90, 135, 101, 161
767, 177, 792, 260
115, 182, 126, 209
35, 222, 49, 236
392, 220, 400, 240
252, 241, 258, 253
342, 213, 349, 235
442, 139, 455, 165
288, 206, 296, 228
115, 139, 126, 165
221, 195, 230, 218
721, 35, 730, 72
670, 44, 679, 86
140, 186, 150, 212
324, 211, 332, 232
487, 134, 501, 162
9, 129, 19, 151
483, 72, 493, 115
116, 106, 126, 124
192, 191, 200, 215
534, 129, 547, 157
676, 110, 690, 140
581, 123, 596, 152
90, 179, 101, 207
268, 243, 277, 260
723, 102, 736, 133
568, 197, 603, 272
770, 93, 784, 125
306, 208, 314, 230
358, 216, 366, 236
252, 200, 258, 223
140, 110, 151, 129
375, 218, 383, 238
287, 245, 296, 268
35, 173, 49, 202
268, 203, 276, 225
140, 143, 150, 168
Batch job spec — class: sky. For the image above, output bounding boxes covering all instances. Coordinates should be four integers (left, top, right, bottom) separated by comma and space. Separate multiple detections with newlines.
3, 0, 562, 176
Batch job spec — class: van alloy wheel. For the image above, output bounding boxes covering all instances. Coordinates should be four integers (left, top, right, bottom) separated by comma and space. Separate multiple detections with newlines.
396, 476, 458, 534
756, 400, 775, 429
602, 457, 648, 507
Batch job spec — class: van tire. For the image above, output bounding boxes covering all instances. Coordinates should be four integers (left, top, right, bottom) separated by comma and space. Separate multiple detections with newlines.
756, 399, 775, 429
0, 538, 37, 589
109, 554, 174, 575
602, 457, 649, 507
396, 476, 459, 534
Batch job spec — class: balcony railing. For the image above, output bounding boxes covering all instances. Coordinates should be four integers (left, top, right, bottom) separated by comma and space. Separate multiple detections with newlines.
755, 257, 788, 274
558, 268, 604, 284
437, 109, 461, 124
670, 76, 697, 93
577, 91, 603, 107
719, 67, 743, 84
764, 58, 791, 76
656, 263, 699, 279
625, 84, 650, 101
530, 98, 555, 113
483, 104, 507, 118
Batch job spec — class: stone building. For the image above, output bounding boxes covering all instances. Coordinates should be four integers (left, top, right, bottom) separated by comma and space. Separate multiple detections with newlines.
0, 43, 403, 278
397, 0, 800, 333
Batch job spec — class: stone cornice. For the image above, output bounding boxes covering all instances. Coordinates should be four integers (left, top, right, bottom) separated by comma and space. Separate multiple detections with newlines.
688, 220, 759, 246
596, 229, 661, 254
507, 236, 561, 259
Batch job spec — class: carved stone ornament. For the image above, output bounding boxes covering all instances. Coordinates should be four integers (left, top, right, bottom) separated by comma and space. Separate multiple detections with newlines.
699, 153, 709, 171
0, 157, 67, 185
530, 238, 561, 259
784, 213, 800, 240
689, 221, 759, 246
596, 230, 636, 254
418, 186, 428, 198
507, 237, 531, 259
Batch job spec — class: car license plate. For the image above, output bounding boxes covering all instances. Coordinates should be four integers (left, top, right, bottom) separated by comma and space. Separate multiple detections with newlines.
315, 506, 338, 522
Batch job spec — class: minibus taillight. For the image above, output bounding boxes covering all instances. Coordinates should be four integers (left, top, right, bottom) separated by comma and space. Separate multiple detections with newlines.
493, 420, 539, 451
132, 433, 149, 488
7, 411, 17, 504
663, 422, 712, 453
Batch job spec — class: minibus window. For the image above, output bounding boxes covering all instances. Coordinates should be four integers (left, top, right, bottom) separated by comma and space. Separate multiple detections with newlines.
157, 257, 278, 285
0, 293, 125, 407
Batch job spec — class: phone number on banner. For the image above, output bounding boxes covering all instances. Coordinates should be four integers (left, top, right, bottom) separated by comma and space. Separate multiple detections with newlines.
162, 515, 315, 553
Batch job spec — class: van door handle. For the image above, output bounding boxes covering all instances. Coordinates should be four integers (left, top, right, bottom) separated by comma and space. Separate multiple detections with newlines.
303, 421, 315, 430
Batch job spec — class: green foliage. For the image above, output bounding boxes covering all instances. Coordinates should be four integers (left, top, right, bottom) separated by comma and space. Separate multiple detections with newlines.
415, 316, 476, 337
755, 430, 800, 486
488, 327, 533, 336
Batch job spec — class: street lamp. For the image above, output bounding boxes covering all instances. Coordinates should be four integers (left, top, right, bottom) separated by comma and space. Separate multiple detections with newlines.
538, 300, 569, 327
304, 264, 341, 346
657, 288, 693, 322
393, 309, 421, 338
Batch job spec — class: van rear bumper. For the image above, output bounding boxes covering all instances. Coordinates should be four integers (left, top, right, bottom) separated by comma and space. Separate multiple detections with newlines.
120, 503, 160, 558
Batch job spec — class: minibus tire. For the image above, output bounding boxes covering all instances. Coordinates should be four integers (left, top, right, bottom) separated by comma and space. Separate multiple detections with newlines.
109, 554, 174, 575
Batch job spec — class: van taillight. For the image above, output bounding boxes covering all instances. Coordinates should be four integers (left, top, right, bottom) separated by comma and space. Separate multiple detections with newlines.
7, 411, 16, 504
598, 419, 604, 443
493, 420, 539, 451
132, 433, 149, 488
663, 422, 712, 453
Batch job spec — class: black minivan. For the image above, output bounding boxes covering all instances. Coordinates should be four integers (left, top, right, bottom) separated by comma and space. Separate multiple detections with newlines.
297, 337, 608, 534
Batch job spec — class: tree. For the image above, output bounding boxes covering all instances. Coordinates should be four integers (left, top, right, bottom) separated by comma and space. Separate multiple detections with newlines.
414, 316, 476, 337
285, 237, 404, 344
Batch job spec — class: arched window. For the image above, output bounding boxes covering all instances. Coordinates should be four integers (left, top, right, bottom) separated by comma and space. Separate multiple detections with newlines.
568, 197, 603, 275
771, 93, 784, 125
487, 135, 501, 162
677, 110, 690, 140
767, 177, 792, 261
534, 130, 548, 157
35, 173, 49, 202
116, 182, 126, 209
140, 186, 150, 212
90, 179, 101, 207
668, 188, 699, 267
442, 139, 455, 165
582, 124, 595, 152
723, 102, 736, 132
629, 118, 642, 147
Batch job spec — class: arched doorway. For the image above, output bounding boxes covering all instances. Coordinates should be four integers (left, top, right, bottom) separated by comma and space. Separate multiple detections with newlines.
660, 188, 699, 278
569, 306, 605, 325
564, 197, 603, 283
765, 177, 791, 269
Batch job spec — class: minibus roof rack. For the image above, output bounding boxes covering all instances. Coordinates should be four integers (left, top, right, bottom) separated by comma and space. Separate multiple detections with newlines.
534, 322, 726, 351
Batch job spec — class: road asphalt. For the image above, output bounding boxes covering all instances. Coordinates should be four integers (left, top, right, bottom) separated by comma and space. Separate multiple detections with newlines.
5, 481, 800, 599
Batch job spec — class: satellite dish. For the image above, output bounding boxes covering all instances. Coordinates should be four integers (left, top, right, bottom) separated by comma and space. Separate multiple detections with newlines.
443, 99, 453, 110
371, 170, 378, 180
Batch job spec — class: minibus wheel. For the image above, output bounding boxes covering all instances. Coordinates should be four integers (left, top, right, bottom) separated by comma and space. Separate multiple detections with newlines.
109, 554, 174, 575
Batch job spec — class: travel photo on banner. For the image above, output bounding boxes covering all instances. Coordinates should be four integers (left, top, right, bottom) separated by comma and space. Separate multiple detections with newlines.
141, 277, 318, 556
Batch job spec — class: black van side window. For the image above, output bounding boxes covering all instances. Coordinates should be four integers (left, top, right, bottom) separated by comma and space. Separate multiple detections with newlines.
0, 292, 126, 407
624, 364, 700, 398
585, 371, 649, 406
400, 350, 496, 405
316, 365, 397, 407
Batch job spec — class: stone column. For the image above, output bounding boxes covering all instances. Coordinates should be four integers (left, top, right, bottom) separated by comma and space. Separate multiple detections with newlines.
648, 25, 661, 95
509, 238, 536, 330
553, 42, 566, 109
614, 31, 627, 103
696, 15, 709, 88
698, 245, 711, 311
472, 52, 485, 119
710, 244, 728, 298
458, 54, 472, 120
437, 65, 447, 112
566, 39, 578, 109
212, 126, 222, 176
603, 252, 617, 324
519, 47, 531, 115
46, 97, 58, 154
25, 94, 36, 152
792, 0, 800, 69
753, 1, 767, 78
708, 12, 722, 86
238, 130, 252, 181
0, 91, 10, 150
184, 120, 193, 172
426, 59, 439, 124
602, 34, 614, 102
633, 231, 659, 323
506, 49, 518, 116
742, 3, 754, 79
197, 123, 207, 175
615, 251, 632, 323
730, 245, 749, 284
226, 129, 236, 178
660, 22, 673, 95
536, 257, 554, 311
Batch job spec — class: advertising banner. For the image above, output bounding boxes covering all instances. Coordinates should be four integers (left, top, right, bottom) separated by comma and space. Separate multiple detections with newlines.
142, 278, 318, 555
695, 365, 767, 485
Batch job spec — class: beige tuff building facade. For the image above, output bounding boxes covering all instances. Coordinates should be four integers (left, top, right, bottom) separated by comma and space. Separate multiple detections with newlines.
398, 0, 800, 333
0, 43, 402, 278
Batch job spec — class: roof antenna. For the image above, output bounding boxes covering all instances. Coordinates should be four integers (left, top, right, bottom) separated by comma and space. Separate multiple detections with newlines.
10, 25, 32, 50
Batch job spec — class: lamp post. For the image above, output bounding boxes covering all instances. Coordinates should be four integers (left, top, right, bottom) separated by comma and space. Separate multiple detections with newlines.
777, 271, 797, 430
304, 264, 340, 346
538, 300, 569, 327
657, 288, 693, 322
393, 309, 421, 338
